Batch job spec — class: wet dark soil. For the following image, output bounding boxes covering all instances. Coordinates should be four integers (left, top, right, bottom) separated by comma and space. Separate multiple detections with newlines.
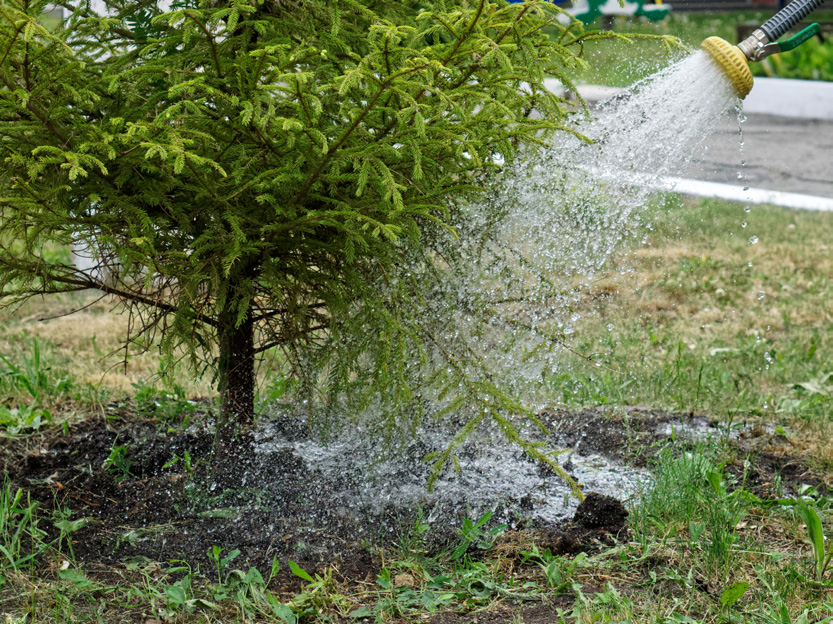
1, 405, 827, 588
425, 598, 575, 624
540, 406, 830, 498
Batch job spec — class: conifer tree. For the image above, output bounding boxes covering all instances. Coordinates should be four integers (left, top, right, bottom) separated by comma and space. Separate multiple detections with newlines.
0, 0, 616, 484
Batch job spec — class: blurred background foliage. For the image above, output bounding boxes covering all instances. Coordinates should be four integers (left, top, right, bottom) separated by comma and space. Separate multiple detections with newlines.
552, 6, 833, 86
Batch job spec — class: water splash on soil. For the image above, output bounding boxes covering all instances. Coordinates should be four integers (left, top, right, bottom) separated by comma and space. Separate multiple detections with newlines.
254, 414, 647, 527
261, 52, 743, 522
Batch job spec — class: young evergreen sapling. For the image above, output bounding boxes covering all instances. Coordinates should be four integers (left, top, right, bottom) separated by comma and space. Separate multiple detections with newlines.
0, 0, 624, 488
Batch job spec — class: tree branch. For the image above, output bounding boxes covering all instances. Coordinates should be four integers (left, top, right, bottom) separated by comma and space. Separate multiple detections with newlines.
290, 63, 430, 208
6, 266, 219, 328
253, 323, 329, 355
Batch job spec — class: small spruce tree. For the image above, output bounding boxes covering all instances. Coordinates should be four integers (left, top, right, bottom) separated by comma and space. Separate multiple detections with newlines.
0, 0, 617, 486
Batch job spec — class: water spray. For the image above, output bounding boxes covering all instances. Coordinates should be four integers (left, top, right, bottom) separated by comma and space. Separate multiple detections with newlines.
701, 0, 825, 99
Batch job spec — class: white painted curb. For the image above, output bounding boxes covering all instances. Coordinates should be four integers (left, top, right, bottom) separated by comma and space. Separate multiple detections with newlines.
590, 167, 833, 212
660, 177, 833, 212
545, 77, 833, 120
743, 77, 833, 121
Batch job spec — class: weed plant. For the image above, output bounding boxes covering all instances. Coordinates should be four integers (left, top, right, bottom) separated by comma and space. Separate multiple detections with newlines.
0, 339, 73, 412
102, 440, 132, 483
132, 379, 198, 427
0, 478, 49, 581
630, 445, 751, 577
793, 498, 833, 583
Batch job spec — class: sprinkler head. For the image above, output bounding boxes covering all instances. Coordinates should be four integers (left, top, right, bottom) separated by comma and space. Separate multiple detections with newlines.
701, 37, 754, 100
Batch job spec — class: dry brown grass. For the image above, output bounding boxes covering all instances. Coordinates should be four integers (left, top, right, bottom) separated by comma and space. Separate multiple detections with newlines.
0, 292, 214, 398
563, 198, 833, 468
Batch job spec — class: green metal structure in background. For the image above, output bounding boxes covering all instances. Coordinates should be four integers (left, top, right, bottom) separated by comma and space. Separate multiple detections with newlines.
572, 0, 670, 24
507, 1, 670, 25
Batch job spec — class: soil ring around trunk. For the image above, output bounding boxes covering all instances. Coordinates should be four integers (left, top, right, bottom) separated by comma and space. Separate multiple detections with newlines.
1, 404, 827, 594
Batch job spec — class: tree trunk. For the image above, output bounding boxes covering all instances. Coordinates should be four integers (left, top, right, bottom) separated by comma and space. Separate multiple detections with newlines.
214, 310, 255, 461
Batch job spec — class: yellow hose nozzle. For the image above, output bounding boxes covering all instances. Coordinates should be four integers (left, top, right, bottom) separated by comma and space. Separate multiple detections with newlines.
701, 1, 826, 100
701, 36, 754, 100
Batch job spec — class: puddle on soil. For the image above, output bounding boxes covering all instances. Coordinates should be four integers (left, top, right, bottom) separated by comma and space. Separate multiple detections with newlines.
655, 417, 785, 441
253, 418, 647, 527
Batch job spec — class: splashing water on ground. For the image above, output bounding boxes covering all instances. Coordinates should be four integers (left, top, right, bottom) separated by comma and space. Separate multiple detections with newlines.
254, 411, 647, 527
257, 52, 743, 526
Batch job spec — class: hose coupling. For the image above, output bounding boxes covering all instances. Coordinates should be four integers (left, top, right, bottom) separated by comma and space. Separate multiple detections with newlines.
737, 29, 774, 63
738, 23, 821, 63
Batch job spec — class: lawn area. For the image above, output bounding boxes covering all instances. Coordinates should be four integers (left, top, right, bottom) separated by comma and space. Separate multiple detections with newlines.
558, 196, 833, 470
1, 195, 831, 623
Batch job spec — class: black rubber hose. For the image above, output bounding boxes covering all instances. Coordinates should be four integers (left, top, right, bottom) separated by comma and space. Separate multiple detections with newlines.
760, 0, 827, 41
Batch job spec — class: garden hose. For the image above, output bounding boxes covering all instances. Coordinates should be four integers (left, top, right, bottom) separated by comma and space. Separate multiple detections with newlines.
757, 0, 826, 43
700, 0, 825, 99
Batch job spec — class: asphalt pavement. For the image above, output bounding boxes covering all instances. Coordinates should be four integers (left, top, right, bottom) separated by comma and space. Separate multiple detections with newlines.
680, 113, 833, 199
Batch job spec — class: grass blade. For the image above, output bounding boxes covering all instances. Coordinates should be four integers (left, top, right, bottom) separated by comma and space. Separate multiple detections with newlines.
794, 499, 825, 579
288, 559, 314, 583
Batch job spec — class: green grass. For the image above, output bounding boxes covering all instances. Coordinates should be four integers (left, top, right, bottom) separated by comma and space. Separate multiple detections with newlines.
0, 339, 73, 406
552, 197, 832, 469
630, 445, 750, 575
1, 475, 830, 623
0, 194, 831, 621
0, 478, 49, 580
0, 337, 114, 433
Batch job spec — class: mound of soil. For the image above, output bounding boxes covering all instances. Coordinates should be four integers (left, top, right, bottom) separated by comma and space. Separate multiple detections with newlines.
573, 493, 628, 531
